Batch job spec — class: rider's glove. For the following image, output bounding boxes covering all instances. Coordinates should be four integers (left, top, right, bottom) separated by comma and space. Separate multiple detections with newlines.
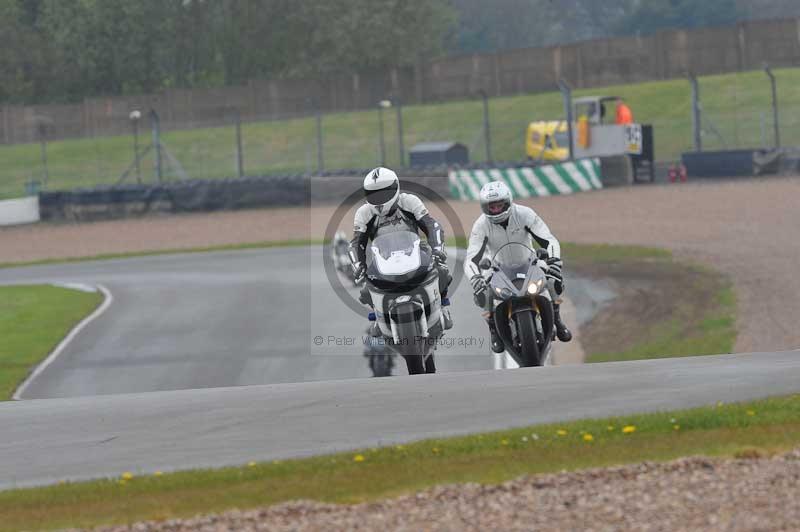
353, 262, 367, 284
546, 257, 564, 294
431, 247, 447, 266
470, 274, 487, 295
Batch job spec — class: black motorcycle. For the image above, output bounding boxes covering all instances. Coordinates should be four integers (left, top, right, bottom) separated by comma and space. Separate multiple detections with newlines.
479, 242, 555, 367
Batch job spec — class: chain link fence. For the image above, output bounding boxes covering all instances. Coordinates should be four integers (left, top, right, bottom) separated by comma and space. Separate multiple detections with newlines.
2, 68, 799, 199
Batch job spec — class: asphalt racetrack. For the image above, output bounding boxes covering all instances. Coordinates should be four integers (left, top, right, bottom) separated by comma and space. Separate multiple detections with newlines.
1, 351, 798, 489
2, 246, 607, 400
1, 245, 798, 489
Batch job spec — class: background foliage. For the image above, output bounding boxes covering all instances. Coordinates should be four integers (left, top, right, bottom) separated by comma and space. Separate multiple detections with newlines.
1, 0, 799, 105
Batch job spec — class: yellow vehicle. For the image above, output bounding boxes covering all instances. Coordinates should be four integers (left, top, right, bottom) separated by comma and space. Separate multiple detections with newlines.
525, 120, 570, 162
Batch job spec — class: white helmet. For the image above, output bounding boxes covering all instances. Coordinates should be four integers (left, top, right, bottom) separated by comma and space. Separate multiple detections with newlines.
363, 167, 400, 216
479, 181, 513, 224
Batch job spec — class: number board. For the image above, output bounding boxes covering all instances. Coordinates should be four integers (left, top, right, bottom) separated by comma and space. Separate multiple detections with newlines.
625, 124, 643, 155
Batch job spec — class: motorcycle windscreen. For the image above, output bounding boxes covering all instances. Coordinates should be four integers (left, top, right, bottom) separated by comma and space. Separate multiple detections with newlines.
368, 231, 422, 276
492, 242, 536, 280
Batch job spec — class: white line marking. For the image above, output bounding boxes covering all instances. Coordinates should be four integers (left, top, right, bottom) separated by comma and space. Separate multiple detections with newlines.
51, 282, 98, 294
12, 284, 113, 401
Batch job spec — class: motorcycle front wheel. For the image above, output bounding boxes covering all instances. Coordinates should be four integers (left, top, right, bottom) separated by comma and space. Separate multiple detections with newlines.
403, 353, 436, 375
515, 310, 542, 367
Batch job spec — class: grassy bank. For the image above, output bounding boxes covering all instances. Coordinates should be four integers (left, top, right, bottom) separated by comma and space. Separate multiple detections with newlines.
2, 394, 797, 531
567, 244, 737, 363
0, 285, 103, 400
2, 67, 799, 198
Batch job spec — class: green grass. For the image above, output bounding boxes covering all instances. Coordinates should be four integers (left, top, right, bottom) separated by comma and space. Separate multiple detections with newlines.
2, 67, 799, 198
0, 285, 103, 400
1, 394, 798, 531
562, 242, 672, 262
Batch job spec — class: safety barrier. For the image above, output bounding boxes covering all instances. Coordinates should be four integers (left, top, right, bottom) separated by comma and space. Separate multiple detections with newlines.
0, 196, 40, 226
448, 159, 603, 201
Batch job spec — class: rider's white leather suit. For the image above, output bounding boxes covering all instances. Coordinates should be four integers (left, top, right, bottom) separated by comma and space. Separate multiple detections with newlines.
464, 203, 561, 308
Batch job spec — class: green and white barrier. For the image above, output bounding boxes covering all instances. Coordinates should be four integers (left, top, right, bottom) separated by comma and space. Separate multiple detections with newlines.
448, 158, 602, 201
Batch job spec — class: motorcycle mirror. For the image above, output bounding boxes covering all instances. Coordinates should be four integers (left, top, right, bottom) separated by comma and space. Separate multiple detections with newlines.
479, 258, 492, 270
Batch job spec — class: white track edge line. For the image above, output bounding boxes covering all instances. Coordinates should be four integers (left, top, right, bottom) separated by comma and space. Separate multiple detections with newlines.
12, 284, 113, 401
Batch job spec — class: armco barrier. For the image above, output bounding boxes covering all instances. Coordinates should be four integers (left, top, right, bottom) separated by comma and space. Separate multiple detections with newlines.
448, 159, 603, 201
39, 176, 307, 222
37, 173, 452, 223
0, 196, 40, 226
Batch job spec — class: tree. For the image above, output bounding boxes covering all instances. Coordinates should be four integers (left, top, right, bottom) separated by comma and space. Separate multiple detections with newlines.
0, 0, 52, 103
614, 0, 741, 36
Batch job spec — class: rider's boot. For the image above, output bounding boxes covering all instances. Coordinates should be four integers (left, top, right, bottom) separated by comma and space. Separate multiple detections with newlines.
553, 303, 573, 342
485, 316, 505, 354
439, 269, 454, 331
441, 297, 454, 330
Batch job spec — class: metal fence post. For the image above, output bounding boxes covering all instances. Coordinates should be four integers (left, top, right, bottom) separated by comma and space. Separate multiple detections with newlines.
234, 108, 244, 178
37, 120, 50, 186
689, 73, 703, 152
395, 98, 405, 167
130, 110, 142, 184
478, 89, 492, 163
764, 65, 780, 149
557, 79, 574, 161
377, 102, 387, 167
150, 110, 163, 183
316, 103, 324, 174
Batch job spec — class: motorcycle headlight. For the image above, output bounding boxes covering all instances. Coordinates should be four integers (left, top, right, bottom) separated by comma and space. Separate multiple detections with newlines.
495, 287, 513, 299
527, 278, 545, 295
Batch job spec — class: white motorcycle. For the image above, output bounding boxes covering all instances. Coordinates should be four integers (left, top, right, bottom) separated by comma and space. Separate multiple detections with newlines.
365, 231, 444, 375
478, 243, 556, 367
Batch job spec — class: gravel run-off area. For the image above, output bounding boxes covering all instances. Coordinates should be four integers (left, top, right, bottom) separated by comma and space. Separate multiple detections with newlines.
96, 448, 800, 532
4, 177, 800, 354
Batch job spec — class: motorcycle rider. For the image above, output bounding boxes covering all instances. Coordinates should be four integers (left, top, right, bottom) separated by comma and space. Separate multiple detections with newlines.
363, 324, 393, 377
350, 167, 453, 329
465, 180, 572, 353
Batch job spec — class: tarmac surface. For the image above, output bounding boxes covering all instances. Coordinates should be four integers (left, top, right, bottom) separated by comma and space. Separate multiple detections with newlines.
1, 350, 798, 489
0, 247, 602, 399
